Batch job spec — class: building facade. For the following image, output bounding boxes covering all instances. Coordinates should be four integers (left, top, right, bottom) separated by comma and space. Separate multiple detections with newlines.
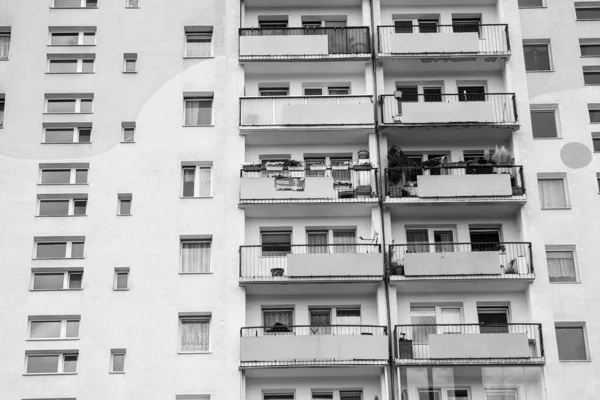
0, 0, 598, 399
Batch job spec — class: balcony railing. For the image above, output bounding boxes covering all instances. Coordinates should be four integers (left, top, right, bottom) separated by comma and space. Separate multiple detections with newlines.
378, 24, 510, 56
240, 167, 378, 203
240, 95, 375, 127
240, 244, 383, 281
385, 165, 525, 200
380, 93, 518, 126
241, 325, 387, 337
395, 324, 544, 364
239, 27, 371, 60
389, 242, 533, 278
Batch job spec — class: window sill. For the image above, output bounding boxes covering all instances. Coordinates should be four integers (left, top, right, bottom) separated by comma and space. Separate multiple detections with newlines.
109, 371, 126, 374
123, 71, 137, 74
24, 372, 78, 376
43, 112, 93, 115
581, 55, 600, 58
113, 288, 130, 291
584, 84, 600, 86
177, 351, 212, 355
46, 72, 95, 75
125, 6, 140, 8
121, 141, 136, 144
36, 215, 87, 218
182, 125, 215, 127
38, 184, 89, 186
33, 257, 85, 261
42, 142, 92, 144
541, 207, 571, 210
179, 272, 213, 275
50, 6, 98, 9
31, 288, 83, 292
550, 281, 581, 284
533, 137, 562, 140
26, 338, 80, 342
576, 19, 600, 21
559, 359, 592, 362
526, 70, 554, 73
47, 45, 96, 47
519, 6, 547, 9
183, 56, 215, 59
117, 214, 132, 217
180, 196, 214, 199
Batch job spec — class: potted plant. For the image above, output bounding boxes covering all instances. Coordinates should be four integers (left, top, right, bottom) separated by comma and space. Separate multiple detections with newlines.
265, 161, 285, 171
387, 145, 420, 197
501, 259, 519, 274
332, 160, 352, 170
288, 159, 305, 171
242, 162, 262, 172
309, 162, 327, 171
491, 145, 513, 166
354, 161, 373, 171
270, 267, 284, 277
390, 260, 405, 276
334, 180, 353, 187
266, 321, 292, 333
467, 150, 495, 175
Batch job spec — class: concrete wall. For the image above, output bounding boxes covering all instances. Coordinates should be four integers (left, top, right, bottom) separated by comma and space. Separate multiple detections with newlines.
240, 35, 329, 56
288, 253, 384, 277
417, 174, 513, 197
389, 32, 479, 54
383, 71, 507, 94
429, 333, 530, 358
404, 251, 501, 276
245, 71, 368, 96
380, 5, 500, 25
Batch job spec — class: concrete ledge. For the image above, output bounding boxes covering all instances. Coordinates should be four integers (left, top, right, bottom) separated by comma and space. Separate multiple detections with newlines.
404, 251, 500, 276
288, 253, 383, 276
429, 333, 530, 358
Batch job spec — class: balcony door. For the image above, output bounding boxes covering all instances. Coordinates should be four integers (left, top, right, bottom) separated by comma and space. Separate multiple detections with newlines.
263, 308, 294, 334
477, 307, 509, 333
458, 86, 486, 102
307, 231, 328, 254
407, 228, 456, 253
333, 230, 356, 253
310, 309, 331, 335
410, 306, 463, 343
470, 228, 502, 251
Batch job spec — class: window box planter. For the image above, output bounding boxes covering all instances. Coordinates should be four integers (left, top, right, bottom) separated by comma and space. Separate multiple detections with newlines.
309, 165, 327, 171
288, 166, 305, 172
270, 267, 284, 277
332, 164, 349, 170
243, 165, 263, 172
353, 164, 373, 171
266, 165, 284, 171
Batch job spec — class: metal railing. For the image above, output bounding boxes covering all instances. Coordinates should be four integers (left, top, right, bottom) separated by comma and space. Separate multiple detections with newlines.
385, 165, 526, 198
240, 95, 374, 126
389, 242, 533, 276
240, 244, 382, 279
380, 93, 518, 125
395, 323, 544, 363
239, 27, 371, 56
378, 24, 510, 55
241, 324, 387, 337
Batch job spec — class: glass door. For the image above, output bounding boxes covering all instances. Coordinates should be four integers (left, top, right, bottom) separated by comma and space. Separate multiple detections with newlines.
310, 309, 332, 335
477, 307, 509, 333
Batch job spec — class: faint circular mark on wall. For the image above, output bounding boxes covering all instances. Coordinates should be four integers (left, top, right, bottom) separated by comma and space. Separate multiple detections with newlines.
560, 142, 592, 169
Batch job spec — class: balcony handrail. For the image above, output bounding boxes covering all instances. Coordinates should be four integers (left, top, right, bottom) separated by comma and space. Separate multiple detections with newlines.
378, 23, 509, 28
394, 322, 541, 328
386, 164, 523, 170
241, 166, 379, 174
241, 324, 388, 336
240, 26, 371, 33
242, 95, 375, 100
241, 243, 382, 251
380, 92, 516, 98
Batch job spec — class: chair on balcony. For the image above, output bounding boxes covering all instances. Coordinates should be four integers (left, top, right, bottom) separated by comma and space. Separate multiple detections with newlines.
355, 185, 373, 198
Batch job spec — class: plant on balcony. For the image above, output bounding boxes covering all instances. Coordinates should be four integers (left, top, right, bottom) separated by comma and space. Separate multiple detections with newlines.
270, 267, 285, 277
266, 322, 292, 333
387, 145, 420, 197
309, 162, 327, 171
288, 159, 305, 171
242, 162, 263, 172
334, 180, 353, 187
491, 145, 513, 165
353, 161, 373, 171
332, 160, 352, 170
390, 260, 405, 276
265, 161, 285, 171
501, 258, 519, 274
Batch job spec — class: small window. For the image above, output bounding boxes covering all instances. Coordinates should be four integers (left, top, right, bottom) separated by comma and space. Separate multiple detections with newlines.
122, 122, 135, 142
259, 19, 289, 29
328, 86, 350, 95
312, 393, 333, 400
110, 349, 126, 373
259, 87, 289, 96
126, 0, 139, 8
184, 97, 213, 126
556, 323, 589, 360
114, 269, 129, 290
123, 53, 137, 72
29, 317, 80, 339
179, 315, 211, 352
583, 67, 600, 85
589, 105, 600, 123
340, 391, 363, 400
49, 29, 96, 46
261, 231, 292, 256
523, 42, 552, 71
580, 42, 600, 57
26, 352, 78, 374
181, 239, 211, 273
396, 86, 419, 102
0, 97, 4, 127
53, 0, 98, 8
118, 194, 132, 216
538, 175, 569, 209
546, 247, 578, 282
35, 238, 85, 259
185, 27, 212, 57
40, 166, 89, 185
304, 88, 324, 96
32, 270, 82, 290
0, 30, 11, 60
44, 126, 92, 143
593, 133, 600, 151
46, 96, 93, 114
38, 197, 87, 217
418, 19, 439, 33
182, 165, 212, 197
531, 108, 559, 138
519, 0, 544, 7
394, 20, 413, 33
264, 394, 294, 400
575, 4, 600, 20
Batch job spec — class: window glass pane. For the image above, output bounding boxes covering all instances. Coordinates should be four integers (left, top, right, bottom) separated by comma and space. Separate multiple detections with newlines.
45, 128, 74, 143
519, 0, 543, 6
30, 321, 62, 338
63, 354, 78, 372
66, 320, 80, 337
33, 273, 64, 290
68, 272, 83, 289
127, 0, 139, 7
27, 355, 59, 373
82, 59, 94, 72
591, 109, 600, 123
531, 110, 558, 138
336, 309, 361, 325
184, 99, 212, 126
116, 272, 128, 289
47, 99, 76, 113
394, 20, 413, 33
304, 88, 324, 96
80, 99, 93, 113
42, 169, 71, 184
340, 391, 363, 400
39, 200, 69, 216
581, 44, 600, 57
180, 319, 210, 351
123, 128, 135, 142
593, 138, 600, 152
183, 167, 196, 196
0, 35, 10, 60
557, 326, 587, 360
113, 353, 125, 371
37, 242, 67, 258
186, 34, 211, 57
71, 242, 84, 258
181, 241, 211, 273
49, 60, 78, 73
407, 229, 429, 253
262, 232, 292, 256
75, 169, 88, 183
120, 199, 131, 215
584, 71, 600, 85
333, 230, 356, 253
198, 168, 211, 197
576, 7, 600, 20
78, 128, 92, 142
125, 59, 136, 72
524, 44, 551, 71
73, 200, 87, 215
54, 0, 83, 7
86, 0, 98, 7
547, 251, 576, 282
538, 178, 568, 208
83, 33, 95, 45
51, 33, 79, 45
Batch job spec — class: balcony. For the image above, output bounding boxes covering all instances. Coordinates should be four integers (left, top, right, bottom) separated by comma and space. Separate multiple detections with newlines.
239, 27, 371, 62
240, 96, 375, 131
378, 24, 510, 59
240, 325, 388, 367
239, 244, 383, 284
395, 323, 544, 365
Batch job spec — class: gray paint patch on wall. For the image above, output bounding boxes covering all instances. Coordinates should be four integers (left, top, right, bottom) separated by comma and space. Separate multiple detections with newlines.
561, 142, 592, 169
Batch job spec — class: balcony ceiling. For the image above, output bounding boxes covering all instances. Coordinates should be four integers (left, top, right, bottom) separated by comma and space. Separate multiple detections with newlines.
245, 366, 383, 379
244, 0, 363, 8
393, 278, 532, 293
244, 282, 380, 296
387, 201, 524, 218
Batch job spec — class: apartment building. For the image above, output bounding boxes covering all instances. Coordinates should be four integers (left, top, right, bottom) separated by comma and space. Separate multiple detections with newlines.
0, 0, 598, 399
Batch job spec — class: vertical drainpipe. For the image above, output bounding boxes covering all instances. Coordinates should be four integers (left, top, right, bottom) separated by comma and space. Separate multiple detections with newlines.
367, 1, 396, 400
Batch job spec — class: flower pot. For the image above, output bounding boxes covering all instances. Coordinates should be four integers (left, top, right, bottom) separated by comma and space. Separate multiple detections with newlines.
353, 165, 372, 171
270, 267, 284, 277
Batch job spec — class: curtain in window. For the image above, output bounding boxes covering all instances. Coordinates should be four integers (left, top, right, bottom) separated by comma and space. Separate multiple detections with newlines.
407, 230, 429, 253
434, 231, 454, 252
547, 251, 576, 280
186, 34, 211, 57
524, 45, 550, 71
198, 168, 211, 197
310, 311, 331, 335
183, 168, 195, 197
263, 310, 293, 326
333, 231, 356, 253
0, 35, 9, 59
180, 319, 210, 351
538, 179, 567, 208
336, 309, 361, 326
185, 100, 212, 126
340, 391, 363, 400
181, 241, 211, 273
307, 232, 328, 254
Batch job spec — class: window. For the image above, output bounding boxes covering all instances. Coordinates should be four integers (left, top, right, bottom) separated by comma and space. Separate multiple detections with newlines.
182, 164, 212, 197
177, 396, 211, 400
53, 0, 98, 8
303, 86, 350, 96
259, 86, 289, 96
0, 28, 10, 60
258, 18, 289, 29
523, 41, 552, 71
32, 270, 83, 290
484, 389, 519, 400
126, 0, 139, 8
38, 196, 87, 217
0, 96, 4, 127
29, 317, 80, 339
457, 85, 485, 102
114, 268, 129, 290
123, 53, 137, 72
122, 122, 135, 142
117, 193, 132, 215
49, 28, 96, 46
340, 391, 362, 400
519, 0, 544, 7
40, 164, 89, 184
312, 393, 333, 400
580, 39, 600, 57
423, 87, 442, 102
594, 133, 600, 151
556, 323, 589, 360
263, 308, 294, 327
406, 227, 457, 253
48, 55, 95, 73
590, 105, 600, 123
110, 349, 126, 373
546, 246, 578, 282
181, 238, 211, 273
184, 96, 213, 126
34, 237, 85, 259
26, 352, 78, 374
538, 174, 569, 208
264, 394, 294, 400
261, 231, 292, 256
530, 106, 559, 138
575, 3, 600, 20
45, 94, 93, 113
396, 86, 419, 102
418, 19, 439, 33
452, 17, 481, 34
179, 314, 211, 352
394, 20, 414, 33
185, 27, 212, 57
44, 125, 92, 143
583, 67, 600, 85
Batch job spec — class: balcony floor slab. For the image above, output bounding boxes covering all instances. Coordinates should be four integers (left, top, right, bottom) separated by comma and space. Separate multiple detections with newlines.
391, 276, 534, 293
385, 199, 525, 218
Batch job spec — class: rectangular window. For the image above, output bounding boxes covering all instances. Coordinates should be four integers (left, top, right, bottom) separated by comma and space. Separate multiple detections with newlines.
261, 231, 292, 256
538, 176, 569, 208
547, 247, 577, 282
594, 133, 600, 151
519, 0, 544, 7
38, 197, 87, 216
110, 349, 126, 372
126, 0, 139, 8
556, 323, 589, 360
26, 352, 78, 374
123, 53, 137, 72
181, 239, 211, 273
179, 315, 210, 352
0, 31, 11, 60
182, 165, 212, 197
396, 86, 419, 102
35, 239, 84, 259
531, 108, 559, 138
575, 4, 600, 20
484, 389, 519, 400
584, 67, 600, 85
32, 270, 82, 290
49, 29, 96, 46
118, 194, 132, 216
263, 308, 293, 327
394, 20, 413, 33
312, 393, 333, 400
258, 19, 289, 29
418, 19, 439, 33
29, 317, 80, 339
0, 97, 4, 127
457, 85, 485, 102
590, 106, 600, 123
40, 166, 89, 184
48, 57, 95, 74
340, 391, 362, 400
452, 18, 481, 34
184, 97, 213, 126
185, 27, 212, 57
580, 42, 600, 57
46, 96, 93, 113
259, 87, 289, 96
44, 126, 92, 143
523, 42, 552, 71
53, 0, 98, 8
114, 269, 129, 290
423, 87, 442, 103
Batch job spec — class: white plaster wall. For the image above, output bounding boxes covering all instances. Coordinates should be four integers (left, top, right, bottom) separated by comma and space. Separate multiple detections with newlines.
244, 7, 365, 28
245, 72, 368, 96
380, 5, 499, 25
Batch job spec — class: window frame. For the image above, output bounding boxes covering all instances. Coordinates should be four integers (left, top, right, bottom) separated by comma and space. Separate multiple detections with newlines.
31, 270, 83, 291
183, 97, 213, 126
184, 28, 213, 58
537, 174, 571, 209
530, 105, 561, 139
38, 197, 87, 217
25, 352, 79, 375
52, 0, 98, 8
0, 32, 11, 60
181, 165, 213, 198
575, 4, 600, 21
49, 30, 96, 46
583, 67, 600, 85
180, 238, 212, 274
123, 54, 137, 73
28, 316, 80, 340
47, 57, 95, 74
43, 126, 92, 144
125, 0, 139, 8
40, 167, 89, 185
34, 239, 85, 260
523, 40, 553, 72
555, 322, 590, 361
110, 349, 126, 373
518, 0, 545, 8
45, 97, 93, 114
114, 268, 130, 290
178, 314, 212, 353
546, 245, 579, 283
580, 40, 600, 57
117, 193, 132, 216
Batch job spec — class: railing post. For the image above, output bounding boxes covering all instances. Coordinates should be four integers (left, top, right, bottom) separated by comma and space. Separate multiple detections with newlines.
505, 25, 511, 52
519, 166, 526, 194
512, 94, 519, 122
529, 242, 534, 273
